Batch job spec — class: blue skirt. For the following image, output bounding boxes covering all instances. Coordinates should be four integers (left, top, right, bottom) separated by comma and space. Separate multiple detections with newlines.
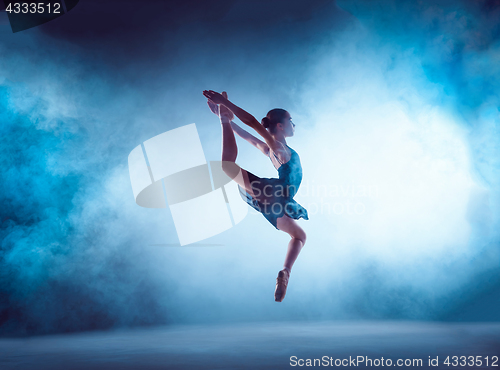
238, 170, 309, 229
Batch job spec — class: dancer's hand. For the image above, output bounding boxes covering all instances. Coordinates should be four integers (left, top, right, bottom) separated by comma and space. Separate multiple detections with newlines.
219, 91, 234, 121
203, 90, 226, 105
205, 90, 233, 121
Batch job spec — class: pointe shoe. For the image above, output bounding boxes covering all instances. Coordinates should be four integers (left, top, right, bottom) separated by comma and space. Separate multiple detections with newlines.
274, 269, 290, 302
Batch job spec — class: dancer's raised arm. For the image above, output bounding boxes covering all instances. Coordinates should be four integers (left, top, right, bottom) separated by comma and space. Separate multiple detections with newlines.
207, 98, 269, 156
231, 122, 270, 156
203, 90, 281, 154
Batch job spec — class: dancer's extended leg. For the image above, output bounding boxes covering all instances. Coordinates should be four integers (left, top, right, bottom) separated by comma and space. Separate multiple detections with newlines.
218, 103, 255, 197
221, 119, 237, 163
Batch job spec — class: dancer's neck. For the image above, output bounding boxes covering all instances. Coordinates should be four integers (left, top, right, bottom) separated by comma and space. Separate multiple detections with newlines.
272, 133, 287, 147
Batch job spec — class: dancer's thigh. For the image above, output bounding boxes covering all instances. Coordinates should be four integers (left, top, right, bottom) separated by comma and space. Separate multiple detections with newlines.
222, 161, 256, 198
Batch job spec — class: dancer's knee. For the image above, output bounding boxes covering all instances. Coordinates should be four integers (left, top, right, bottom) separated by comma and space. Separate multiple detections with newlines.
293, 229, 306, 246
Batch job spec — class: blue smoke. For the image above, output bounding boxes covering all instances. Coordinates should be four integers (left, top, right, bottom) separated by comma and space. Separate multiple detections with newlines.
0, 0, 499, 335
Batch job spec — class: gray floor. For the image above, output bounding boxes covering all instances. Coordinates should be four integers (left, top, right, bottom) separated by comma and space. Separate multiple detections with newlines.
0, 321, 499, 369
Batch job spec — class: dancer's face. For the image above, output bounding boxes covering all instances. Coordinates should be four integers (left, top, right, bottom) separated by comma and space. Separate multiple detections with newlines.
281, 112, 295, 137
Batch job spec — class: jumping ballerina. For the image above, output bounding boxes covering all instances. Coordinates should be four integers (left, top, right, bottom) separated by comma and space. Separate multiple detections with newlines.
203, 90, 309, 302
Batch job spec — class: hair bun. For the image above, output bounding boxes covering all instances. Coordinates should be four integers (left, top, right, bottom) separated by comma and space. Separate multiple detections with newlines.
262, 117, 270, 128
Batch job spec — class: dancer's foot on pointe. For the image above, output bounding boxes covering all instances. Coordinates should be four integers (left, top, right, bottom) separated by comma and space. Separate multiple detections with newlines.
274, 269, 290, 302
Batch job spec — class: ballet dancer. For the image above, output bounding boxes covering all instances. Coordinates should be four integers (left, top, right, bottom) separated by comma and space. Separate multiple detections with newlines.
203, 90, 309, 302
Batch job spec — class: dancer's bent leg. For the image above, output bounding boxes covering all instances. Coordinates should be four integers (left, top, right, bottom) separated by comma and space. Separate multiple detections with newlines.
276, 215, 307, 272
274, 215, 306, 302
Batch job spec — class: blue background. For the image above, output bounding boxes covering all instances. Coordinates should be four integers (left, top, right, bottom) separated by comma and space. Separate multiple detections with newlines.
0, 0, 499, 335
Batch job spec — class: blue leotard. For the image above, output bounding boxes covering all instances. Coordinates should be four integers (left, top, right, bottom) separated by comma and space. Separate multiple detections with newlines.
238, 145, 309, 229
